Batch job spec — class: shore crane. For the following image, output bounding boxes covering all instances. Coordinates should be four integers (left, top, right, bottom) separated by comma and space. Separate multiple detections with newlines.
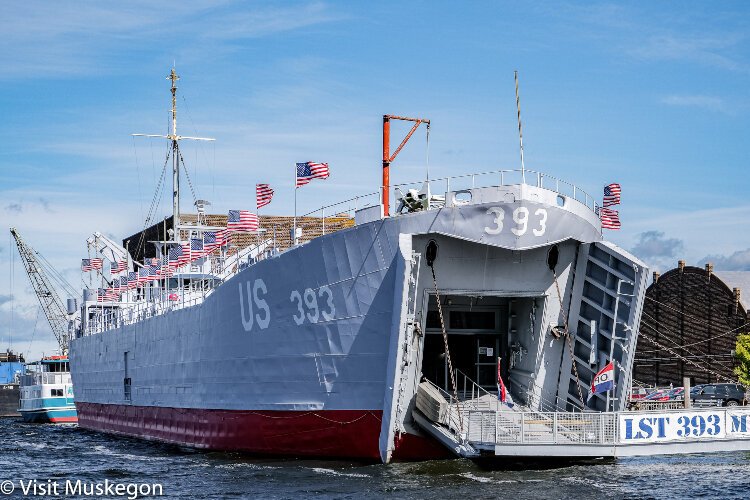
10, 228, 75, 355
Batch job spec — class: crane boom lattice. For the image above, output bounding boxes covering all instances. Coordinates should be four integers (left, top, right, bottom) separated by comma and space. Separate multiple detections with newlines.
10, 228, 70, 354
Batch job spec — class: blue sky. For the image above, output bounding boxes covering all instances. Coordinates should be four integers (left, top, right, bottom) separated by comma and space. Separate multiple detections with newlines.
1, 1, 749, 359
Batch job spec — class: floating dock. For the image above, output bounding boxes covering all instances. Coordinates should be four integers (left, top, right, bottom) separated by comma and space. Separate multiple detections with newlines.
414, 379, 750, 459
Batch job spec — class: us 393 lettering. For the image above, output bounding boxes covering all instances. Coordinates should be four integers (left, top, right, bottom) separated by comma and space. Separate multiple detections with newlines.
239, 278, 271, 332
290, 285, 335, 325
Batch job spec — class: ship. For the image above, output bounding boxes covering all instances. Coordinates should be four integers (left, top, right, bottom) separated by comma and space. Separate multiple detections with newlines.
0, 351, 24, 417
18, 355, 77, 423
67, 70, 652, 462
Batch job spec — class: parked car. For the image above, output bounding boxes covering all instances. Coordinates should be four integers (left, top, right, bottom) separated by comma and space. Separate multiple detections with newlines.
692, 383, 747, 407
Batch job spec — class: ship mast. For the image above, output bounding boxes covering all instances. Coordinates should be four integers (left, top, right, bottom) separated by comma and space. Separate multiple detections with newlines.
132, 68, 215, 242
169, 69, 180, 233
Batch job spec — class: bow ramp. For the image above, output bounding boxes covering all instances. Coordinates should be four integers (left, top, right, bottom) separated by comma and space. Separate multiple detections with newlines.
412, 373, 750, 460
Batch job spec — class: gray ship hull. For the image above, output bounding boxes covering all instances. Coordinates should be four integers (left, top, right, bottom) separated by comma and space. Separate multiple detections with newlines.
71, 183, 648, 462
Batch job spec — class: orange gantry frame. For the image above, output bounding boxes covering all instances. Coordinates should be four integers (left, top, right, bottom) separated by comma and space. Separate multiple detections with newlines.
382, 114, 430, 216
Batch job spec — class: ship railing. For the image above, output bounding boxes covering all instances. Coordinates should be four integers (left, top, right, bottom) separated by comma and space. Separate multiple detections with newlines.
296, 169, 597, 236
83, 286, 217, 335
298, 191, 380, 240
391, 168, 598, 215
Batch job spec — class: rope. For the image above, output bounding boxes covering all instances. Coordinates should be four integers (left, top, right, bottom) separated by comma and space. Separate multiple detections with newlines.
639, 310, 736, 372
637, 331, 735, 383
638, 313, 736, 375
430, 265, 464, 435
553, 270, 586, 408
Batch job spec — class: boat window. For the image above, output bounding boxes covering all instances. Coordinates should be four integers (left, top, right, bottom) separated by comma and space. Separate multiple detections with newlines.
51, 389, 63, 397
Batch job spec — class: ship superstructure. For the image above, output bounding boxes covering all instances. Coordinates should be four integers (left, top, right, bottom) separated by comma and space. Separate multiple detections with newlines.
68, 70, 654, 462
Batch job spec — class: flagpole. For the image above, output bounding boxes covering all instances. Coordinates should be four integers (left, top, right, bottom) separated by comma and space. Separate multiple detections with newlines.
293, 164, 297, 246
514, 70, 526, 185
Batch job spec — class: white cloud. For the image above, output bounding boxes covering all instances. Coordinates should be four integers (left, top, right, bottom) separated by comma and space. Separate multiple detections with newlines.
698, 248, 750, 271
631, 230, 685, 272
660, 94, 728, 113
628, 34, 747, 72
0, 1, 344, 80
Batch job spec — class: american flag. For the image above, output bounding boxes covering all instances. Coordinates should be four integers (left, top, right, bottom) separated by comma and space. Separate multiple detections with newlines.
256, 183, 274, 209
148, 265, 160, 281
147, 257, 160, 267
603, 183, 621, 207
296, 162, 329, 187
190, 238, 204, 260
227, 210, 259, 232
112, 279, 120, 292
600, 207, 621, 229
159, 255, 172, 277
97, 288, 118, 302
110, 260, 127, 275
127, 271, 138, 290
203, 231, 218, 252
137, 267, 150, 284
120, 276, 128, 290
168, 243, 190, 269
82, 258, 103, 272
215, 229, 228, 246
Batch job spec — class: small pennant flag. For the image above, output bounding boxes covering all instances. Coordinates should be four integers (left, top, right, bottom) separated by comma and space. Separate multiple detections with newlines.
497, 358, 507, 403
227, 210, 259, 232
603, 183, 621, 207
588, 362, 615, 401
256, 183, 274, 209
296, 162, 329, 187
82, 258, 103, 272
600, 207, 621, 230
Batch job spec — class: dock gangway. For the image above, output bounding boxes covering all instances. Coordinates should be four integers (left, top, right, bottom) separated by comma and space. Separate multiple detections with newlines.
413, 373, 750, 459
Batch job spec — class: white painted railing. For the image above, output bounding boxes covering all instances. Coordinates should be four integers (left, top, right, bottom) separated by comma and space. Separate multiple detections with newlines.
455, 406, 750, 448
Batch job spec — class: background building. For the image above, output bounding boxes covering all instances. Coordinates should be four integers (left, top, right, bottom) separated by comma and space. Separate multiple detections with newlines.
633, 261, 749, 387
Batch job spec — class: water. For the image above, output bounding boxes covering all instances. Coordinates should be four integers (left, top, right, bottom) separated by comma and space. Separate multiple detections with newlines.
2, 419, 750, 499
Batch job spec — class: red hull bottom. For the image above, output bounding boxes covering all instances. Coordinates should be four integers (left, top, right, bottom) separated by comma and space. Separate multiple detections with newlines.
77, 402, 450, 462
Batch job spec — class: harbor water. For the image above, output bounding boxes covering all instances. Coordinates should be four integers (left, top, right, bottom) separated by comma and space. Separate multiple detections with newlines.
2, 419, 750, 499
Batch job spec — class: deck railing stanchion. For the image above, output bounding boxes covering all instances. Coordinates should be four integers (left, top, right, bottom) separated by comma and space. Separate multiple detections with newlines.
520, 412, 525, 443
553, 412, 558, 443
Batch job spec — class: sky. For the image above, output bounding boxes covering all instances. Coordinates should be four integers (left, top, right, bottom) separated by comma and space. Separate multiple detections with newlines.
1, 1, 749, 360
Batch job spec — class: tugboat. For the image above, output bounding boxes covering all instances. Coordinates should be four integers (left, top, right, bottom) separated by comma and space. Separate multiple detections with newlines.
19, 355, 76, 423
0, 350, 24, 417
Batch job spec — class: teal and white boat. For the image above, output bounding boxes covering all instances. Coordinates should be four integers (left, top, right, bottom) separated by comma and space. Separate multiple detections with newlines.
19, 356, 77, 423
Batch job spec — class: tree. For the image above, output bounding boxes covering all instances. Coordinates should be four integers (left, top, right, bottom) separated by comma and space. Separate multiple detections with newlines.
734, 333, 750, 387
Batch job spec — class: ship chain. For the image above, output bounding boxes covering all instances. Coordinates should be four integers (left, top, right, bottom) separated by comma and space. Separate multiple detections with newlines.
430, 266, 465, 437
553, 271, 586, 409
